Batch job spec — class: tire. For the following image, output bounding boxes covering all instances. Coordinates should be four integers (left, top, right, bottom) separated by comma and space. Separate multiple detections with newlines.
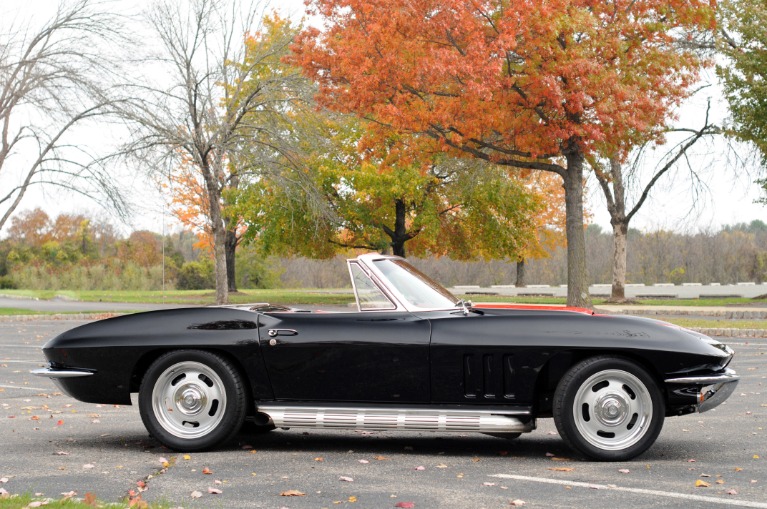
139, 350, 247, 451
553, 356, 665, 461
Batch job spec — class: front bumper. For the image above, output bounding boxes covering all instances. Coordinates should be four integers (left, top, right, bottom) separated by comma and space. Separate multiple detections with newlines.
31, 365, 95, 399
31, 367, 95, 378
666, 368, 740, 413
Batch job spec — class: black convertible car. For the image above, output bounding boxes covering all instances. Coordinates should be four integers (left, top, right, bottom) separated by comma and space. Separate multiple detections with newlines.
33, 254, 739, 461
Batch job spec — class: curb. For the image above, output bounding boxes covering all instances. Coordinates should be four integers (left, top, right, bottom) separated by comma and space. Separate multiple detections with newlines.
692, 327, 767, 338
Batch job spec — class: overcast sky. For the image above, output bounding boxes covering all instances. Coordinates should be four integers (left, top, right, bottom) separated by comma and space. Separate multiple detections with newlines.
3, 0, 764, 238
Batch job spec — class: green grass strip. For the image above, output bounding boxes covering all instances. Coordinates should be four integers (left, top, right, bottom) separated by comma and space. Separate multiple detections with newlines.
663, 317, 767, 330
0, 493, 172, 508
0, 307, 41, 315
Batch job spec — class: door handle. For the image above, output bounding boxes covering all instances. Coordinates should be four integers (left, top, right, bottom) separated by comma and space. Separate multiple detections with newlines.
267, 329, 298, 338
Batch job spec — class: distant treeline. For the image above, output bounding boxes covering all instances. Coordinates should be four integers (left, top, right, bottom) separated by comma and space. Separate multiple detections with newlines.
2, 208, 766, 291
277, 221, 767, 288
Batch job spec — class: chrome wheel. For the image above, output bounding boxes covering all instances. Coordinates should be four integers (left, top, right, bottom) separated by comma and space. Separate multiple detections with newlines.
572, 369, 652, 451
553, 356, 664, 461
139, 350, 247, 451
152, 361, 227, 439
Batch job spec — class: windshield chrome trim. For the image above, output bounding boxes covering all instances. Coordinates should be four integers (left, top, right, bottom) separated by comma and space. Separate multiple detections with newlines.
352, 254, 459, 313
347, 259, 402, 312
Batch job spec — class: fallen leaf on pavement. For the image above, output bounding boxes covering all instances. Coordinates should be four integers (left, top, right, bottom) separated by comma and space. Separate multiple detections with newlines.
280, 490, 305, 497
695, 480, 710, 488
208, 487, 222, 494
183, 454, 191, 460
618, 469, 630, 474
61, 491, 77, 498
191, 491, 202, 499
548, 467, 574, 472
728, 489, 738, 495
339, 476, 354, 482
510, 500, 526, 506
414, 466, 426, 471
82, 464, 95, 469
395, 503, 415, 508
202, 467, 213, 475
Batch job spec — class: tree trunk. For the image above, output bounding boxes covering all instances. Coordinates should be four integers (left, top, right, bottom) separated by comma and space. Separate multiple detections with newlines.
391, 240, 406, 257
202, 162, 228, 305
212, 223, 228, 304
225, 228, 238, 292
562, 145, 592, 308
516, 259, 527, 288
611, 222, 628, 301
390, 198, 408, 257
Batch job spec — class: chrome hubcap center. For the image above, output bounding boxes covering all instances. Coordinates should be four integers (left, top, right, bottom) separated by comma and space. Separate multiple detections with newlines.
596, 395, 629, 426
176, 386, 206, 415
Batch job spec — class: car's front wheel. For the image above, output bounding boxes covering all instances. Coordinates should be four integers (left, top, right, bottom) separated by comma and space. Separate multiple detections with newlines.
139, 350, 247, 451
553, 356, 664, 461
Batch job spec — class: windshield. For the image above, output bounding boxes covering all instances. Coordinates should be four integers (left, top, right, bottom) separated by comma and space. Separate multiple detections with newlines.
372, 259, 457, 309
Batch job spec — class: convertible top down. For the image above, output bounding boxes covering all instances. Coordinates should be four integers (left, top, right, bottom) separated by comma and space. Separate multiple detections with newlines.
33, 254, 739, 460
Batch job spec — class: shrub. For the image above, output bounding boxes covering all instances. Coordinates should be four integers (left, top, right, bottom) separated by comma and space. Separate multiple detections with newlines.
176, 260, 215, 290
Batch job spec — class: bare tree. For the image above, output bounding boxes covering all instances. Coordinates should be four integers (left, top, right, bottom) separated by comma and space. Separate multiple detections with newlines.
591, 102, 720, 302
118, 0, 307, 304
0, 0, 128, 231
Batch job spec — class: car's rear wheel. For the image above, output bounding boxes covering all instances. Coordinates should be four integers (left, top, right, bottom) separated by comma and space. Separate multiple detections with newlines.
553, 356, 664, 461
139, 350, 247, 451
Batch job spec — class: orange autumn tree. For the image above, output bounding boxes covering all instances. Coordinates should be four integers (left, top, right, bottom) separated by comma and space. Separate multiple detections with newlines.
163, 154, 246, 291
513, 171, 569, 287
292, 0, 715, 307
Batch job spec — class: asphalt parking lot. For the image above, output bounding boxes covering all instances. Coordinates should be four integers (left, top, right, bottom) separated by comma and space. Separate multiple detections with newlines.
1, 320, 765, 508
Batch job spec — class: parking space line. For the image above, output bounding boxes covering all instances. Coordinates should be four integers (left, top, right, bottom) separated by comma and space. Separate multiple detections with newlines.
1, 360, 42, 364
490, 474, 767, 508
0, 384, 50, 391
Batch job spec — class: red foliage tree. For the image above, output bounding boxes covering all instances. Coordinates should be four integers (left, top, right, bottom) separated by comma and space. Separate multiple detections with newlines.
292, 0, 714, 306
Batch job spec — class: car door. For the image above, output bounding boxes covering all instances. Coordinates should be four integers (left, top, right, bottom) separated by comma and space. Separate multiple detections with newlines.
258, 310, 431, 403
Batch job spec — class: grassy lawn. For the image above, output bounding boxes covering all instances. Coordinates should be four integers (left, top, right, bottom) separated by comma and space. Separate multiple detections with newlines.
0, 494, 170, 509
466, 295, 767, 307
0, 307, 40, 315
0, 289, 356, 306
2, 290, 767, 308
